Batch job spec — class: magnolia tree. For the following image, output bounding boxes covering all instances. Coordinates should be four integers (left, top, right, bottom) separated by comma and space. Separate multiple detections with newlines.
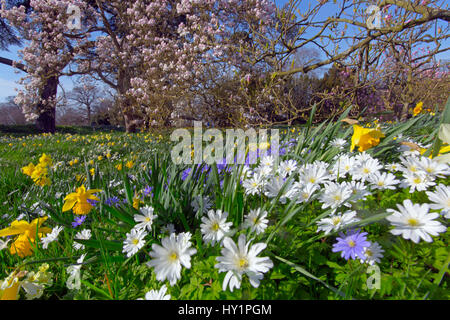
0, 0, 97, 132
73, 0, 276, 131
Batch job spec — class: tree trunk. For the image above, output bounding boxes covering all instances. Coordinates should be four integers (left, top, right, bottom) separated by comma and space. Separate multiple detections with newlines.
35, 76, 58, 133
117, 70, 143, 133
87, 105, 91, 125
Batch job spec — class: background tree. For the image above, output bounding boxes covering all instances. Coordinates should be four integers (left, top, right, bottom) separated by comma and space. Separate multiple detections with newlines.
67, 77, 101, 125
0, 95, 26, 125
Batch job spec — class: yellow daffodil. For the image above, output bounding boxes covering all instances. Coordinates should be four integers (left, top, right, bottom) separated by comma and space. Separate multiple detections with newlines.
350, 125, 385, 152
126, 161, 134, 169
21, 163, 36, 176
0, 264, 53, 300
38, 154, 52, 167
413, 102, 423, 116
116, 163, 123, 171
90, 168, 95, 176
0, 271, 25, 300
0, 217, 52, 258
21, 154, 52, 187
62, 185, 102, 215
133, 195, 143, 210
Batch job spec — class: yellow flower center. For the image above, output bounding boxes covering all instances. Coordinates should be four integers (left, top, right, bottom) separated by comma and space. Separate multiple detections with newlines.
332, 217, 341, 226
238, 257, 249, 269
363, 168, 370, 174
169, 252, 178, 262
407, 218, 419, 227
309, 178, 316, 183
132, 239, 139, 245
333, 195, 342, 201
413, 177, 422, 184
348, 240, 356, 248
366, 249, 373, 257
211, 222, 220, 231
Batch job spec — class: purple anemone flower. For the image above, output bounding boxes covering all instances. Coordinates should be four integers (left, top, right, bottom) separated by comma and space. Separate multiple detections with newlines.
72, 215, 86, 228
332, 229, 370, 261
143, 186, 153, 197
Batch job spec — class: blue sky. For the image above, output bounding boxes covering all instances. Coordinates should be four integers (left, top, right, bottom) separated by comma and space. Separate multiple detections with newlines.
0, 0, 448, 103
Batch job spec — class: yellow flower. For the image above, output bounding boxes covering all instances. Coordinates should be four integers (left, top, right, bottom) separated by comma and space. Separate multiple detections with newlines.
133, 195, 143, 210
413, 102, 423, 116
116, 163, 123, 171
89, 160, 94, 165
21, 163, 36, 177
126, 161, 134, 169
0, 217, 51, 258
62, 185, 101, 215
350, 125, 385, 152
0, 271, 24, 300
90, 168, 95, 176
0, 264, 53, 300
38, 154, 52, 167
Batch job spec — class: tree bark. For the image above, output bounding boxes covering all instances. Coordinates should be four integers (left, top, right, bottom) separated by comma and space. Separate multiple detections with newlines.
35, 76, 58, 133
117, 70, 143, 133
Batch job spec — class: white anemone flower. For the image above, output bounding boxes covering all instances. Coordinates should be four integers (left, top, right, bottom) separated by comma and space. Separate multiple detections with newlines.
146, 232, 197, 286
426, 184, 450, 218
368, 172, 400, 190
316, 210, 360, 235
215, 234, 273, 292
319, 182, 353, 211
277, 159, 298, 178
243, 208, 269, 235
138, 284, 171, 300
123, 227, 148, 258
200, 210, 233, 245
134, 205, 157, 232
73, 229, 91, 251
242, 172, 265, 196
359, 241, 384, 265
41, 226, 64, 249
400, 171, 435, 193
386, 200, 446, 243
